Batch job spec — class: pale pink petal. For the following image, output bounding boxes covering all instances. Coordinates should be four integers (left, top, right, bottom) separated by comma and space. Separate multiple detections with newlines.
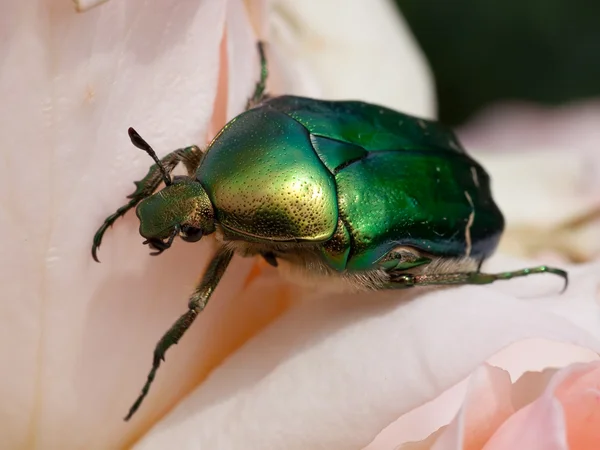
135, 259, 600, 450
243, 0, 269, 39
225, 0, 262, 120
399, 433, 443, 450
73, 0, 110, 13
366, 339, 600, 450
475, 150, 600, 263
386, 360, 600, 450
8, 3, 598, 450
509, 368, 560, 410
269, 0, 435, 117
430, 364, 515, 450
554, 362, 600, 448
484, 256, 600, 343
489, 340, 600, 386
458, 102, 600, 263
0, 1, 293, 447
366, 378, 469, 449
482, 362, 600, 450
207, 29, 229, 139
206, 0, 263, 137
459, 101, 600, 160
459, 365, 514, 449
482, 396, 568, 450
475, 152, 597, 228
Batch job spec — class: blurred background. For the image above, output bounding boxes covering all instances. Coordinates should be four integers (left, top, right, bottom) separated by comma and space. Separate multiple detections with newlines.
396, 0, 600, 126
392, 0, 600, 263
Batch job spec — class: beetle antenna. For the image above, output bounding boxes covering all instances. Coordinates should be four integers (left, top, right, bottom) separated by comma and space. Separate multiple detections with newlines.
128, 127, 172, 186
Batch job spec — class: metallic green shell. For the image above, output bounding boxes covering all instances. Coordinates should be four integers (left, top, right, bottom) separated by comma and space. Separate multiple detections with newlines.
197, 107, 338, 242
264, 96, 505, 270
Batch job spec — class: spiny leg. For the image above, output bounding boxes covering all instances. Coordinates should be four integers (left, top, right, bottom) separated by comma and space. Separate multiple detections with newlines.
389, 265, 568, 293
124, 246, 234, 421
91, 145, 203, 262
245, 41, 269, 110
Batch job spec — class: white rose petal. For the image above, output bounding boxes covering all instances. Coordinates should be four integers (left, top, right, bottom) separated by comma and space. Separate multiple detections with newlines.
136, 258, 600, 449
269, 0, 435, 117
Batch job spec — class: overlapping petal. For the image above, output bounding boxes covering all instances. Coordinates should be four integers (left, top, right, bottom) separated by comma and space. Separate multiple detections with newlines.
269, 0, 435, 117
0, 0, 292, 447
136, 257, 600, 449
459, 102, 600, 263
5, 1, 598, 449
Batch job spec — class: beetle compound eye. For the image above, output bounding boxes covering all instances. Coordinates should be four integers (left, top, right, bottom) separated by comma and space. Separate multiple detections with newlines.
181, 225, 203, 243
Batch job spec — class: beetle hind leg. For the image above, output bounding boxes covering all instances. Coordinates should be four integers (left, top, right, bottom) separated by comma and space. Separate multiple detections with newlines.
246, 41, 269, 109
388, 265, 568, 293
124, 247, 233, 421
92, 145, 203, 262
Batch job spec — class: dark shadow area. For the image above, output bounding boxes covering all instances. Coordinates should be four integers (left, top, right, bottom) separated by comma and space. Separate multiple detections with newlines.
396, 0, 600, 125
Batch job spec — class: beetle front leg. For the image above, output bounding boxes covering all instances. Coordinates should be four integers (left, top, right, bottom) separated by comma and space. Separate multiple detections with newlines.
92, 145, 203, 261
388, 265, 568, 292
246, 41, 269, 109
124, 246, 234, 421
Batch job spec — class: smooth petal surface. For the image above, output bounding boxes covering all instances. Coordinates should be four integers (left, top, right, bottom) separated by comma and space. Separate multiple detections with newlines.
483, 396, 568, 450
477, 362, 600, 449
73, 0, 110, 12
399, 362, 600, 450
0, 1, 293, 448
269, 0, 435, 117
475, 152, 598, 228
555, 362, 600, 447
135, 256, 600, 449
368, 339, 600, 450
459, 101, 600, 158
459, 102, 600, 263
3, 0, 437, 447
0, 1, 224, 447
225, 0, 261, 121
481, 364, 600, 450
430, 364, 515, 450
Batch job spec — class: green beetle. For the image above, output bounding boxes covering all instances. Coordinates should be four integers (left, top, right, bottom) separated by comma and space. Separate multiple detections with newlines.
92, 43, 567, 420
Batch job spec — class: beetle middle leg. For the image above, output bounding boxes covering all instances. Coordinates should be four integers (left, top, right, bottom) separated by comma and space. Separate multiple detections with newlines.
92, 145, 203, 261
124, 246, 234, 421
388, 265, 569, 292
246, 41, 269, 109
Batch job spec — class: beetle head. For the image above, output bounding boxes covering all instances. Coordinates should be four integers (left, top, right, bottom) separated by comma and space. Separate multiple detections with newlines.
136, 178, 216, 255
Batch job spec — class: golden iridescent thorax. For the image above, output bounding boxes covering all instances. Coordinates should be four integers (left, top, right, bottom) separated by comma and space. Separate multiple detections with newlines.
198, 108, 338, 243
